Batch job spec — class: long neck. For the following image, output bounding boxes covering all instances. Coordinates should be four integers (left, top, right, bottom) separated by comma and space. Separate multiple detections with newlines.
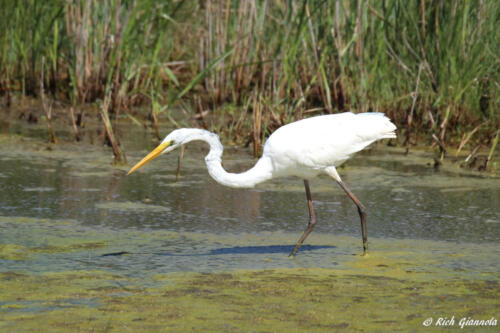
187, 129, 274, 188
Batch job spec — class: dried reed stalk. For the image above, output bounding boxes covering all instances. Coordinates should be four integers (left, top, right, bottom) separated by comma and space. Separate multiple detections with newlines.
252, 94, 262, 158
40, 57, 57, 144
69, 107, 81, 142
485, 130, 499, 170
100, 90, 125, 164
405, 63, 423, 147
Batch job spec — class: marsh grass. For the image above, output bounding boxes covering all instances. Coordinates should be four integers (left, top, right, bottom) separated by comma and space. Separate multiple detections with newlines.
0, 0, 498, 167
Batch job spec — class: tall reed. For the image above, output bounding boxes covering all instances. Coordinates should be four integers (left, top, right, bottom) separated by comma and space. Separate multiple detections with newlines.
0, 1, 498, 164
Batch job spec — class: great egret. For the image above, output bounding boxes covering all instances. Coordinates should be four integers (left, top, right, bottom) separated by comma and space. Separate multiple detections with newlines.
128, 112, 396, 256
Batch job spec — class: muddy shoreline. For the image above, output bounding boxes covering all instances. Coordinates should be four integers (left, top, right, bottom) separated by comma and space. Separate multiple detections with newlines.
1, 99, 497, 174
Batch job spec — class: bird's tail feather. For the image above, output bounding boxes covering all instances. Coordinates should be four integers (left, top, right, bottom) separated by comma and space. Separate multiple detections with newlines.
380, 130, 397, 139
355, 112, 397, 141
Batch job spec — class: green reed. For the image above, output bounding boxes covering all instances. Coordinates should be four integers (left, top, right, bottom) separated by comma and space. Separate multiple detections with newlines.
0, 0, 498, 164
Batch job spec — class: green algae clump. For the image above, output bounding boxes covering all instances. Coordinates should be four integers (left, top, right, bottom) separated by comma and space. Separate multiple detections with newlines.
0, 244, 30, 260
1, 266, 498, 333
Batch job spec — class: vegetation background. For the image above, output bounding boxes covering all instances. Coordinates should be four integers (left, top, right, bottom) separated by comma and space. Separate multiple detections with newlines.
0, 0, 498, 167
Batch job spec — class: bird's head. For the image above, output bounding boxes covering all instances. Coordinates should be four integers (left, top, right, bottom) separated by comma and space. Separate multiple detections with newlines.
127, 129, 190, 175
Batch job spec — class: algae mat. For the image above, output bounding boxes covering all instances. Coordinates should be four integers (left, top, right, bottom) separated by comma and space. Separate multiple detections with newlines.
1, 215, 499, 332
0, 260, 498, 332
1, 215, 498, 332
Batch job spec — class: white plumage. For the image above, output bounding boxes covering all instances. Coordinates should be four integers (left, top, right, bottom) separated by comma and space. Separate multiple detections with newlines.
128, 112, 397, 256
262, 112, 396, 180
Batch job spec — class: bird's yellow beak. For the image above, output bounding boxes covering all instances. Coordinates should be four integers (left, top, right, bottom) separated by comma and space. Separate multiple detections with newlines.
127, 141, 172, 175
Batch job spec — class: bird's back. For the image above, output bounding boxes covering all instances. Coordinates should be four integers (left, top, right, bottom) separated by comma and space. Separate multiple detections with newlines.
262, 112, 396, 178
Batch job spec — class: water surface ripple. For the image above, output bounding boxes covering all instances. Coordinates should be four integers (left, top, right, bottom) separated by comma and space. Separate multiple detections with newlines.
0, 138, 498, 276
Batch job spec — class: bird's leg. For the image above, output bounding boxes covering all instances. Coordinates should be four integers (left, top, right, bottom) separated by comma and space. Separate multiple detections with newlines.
336, 180, 368, 254
289, 180, 317, 257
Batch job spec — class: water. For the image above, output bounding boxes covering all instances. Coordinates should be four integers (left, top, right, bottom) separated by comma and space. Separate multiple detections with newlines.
0, 127, 498, 276
0, 123, 499, 331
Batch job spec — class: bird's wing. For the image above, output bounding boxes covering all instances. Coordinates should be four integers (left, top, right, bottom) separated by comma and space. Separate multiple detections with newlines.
263, 112, 396, 172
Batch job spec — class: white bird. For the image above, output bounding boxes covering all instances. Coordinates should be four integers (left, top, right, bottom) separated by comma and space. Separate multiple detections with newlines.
128, 112, 397, 256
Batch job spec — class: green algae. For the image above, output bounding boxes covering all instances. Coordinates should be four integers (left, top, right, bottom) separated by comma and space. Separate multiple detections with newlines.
0, 244, 29, 260
0, 216, 108, 260
31, 242, 106, 254
0, 266, 498, 332
0, 216, 77, 225
0, 213, 498, 331
0, 241, 106, 260
1, 214, 499, 331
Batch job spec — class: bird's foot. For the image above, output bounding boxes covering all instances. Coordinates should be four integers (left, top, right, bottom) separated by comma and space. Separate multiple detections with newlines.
362, 241, 368, 256
289, 244, 302, 258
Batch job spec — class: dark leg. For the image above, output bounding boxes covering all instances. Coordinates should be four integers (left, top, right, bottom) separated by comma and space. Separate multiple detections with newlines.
289, 180, 317, 257
337, 181, 367, 253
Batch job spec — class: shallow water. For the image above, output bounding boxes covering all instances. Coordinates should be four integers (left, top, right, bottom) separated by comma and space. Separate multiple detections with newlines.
0, 126, 499, 331
0, 132, 499, 273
